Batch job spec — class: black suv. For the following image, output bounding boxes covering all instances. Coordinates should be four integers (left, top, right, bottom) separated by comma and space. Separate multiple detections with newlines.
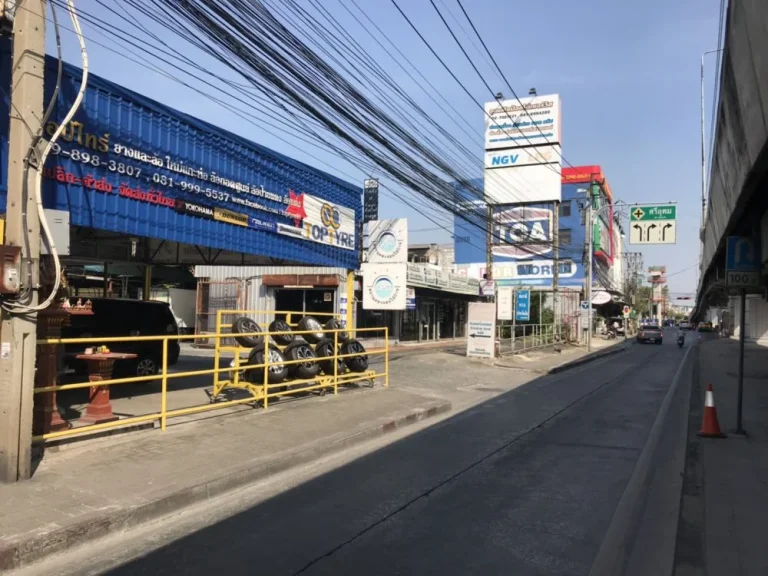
62, 298, 181, 379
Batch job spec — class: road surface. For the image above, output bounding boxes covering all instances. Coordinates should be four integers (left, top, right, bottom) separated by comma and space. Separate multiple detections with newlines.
26, 331, 689, 576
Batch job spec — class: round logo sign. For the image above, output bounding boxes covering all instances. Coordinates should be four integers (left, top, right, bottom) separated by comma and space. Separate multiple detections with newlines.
372, 276, 395, 301
372, 231, 401, 258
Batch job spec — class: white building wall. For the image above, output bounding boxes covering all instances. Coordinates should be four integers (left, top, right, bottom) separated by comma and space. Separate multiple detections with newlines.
730, 295, 768, 344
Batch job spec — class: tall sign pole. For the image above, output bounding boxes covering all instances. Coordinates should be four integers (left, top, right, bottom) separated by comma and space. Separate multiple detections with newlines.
485, 204, 493, 284
0, 1, 45, 483
552, 200, 560, 339
586, 198, 593, 353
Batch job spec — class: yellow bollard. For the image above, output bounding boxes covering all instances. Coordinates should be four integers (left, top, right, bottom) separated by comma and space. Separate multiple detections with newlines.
333, 331, 338, 395
263, 337, 269, 410
161, 338, 168, 431
385, 327, 389, 388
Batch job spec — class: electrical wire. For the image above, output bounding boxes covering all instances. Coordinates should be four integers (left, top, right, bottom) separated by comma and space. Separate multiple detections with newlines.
5, 0, 88, 313
455, 0, 575, 169
29, 1, 578, 263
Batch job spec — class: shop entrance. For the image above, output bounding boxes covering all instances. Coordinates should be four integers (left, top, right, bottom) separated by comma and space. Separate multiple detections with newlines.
275, 289, 335, 319
422, 300, 436, 341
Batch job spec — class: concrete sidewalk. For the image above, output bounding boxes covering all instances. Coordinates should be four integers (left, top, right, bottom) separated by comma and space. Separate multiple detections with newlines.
675, 337, 768, 576
0, 386, 450, 571
491, 337, 629, 373
0, 340, 598, 572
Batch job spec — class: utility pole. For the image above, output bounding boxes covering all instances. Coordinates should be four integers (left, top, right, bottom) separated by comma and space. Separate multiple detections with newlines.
0, 1, 45, 483
552, 200, 560, 340
485, 204, 493, 285
586, 196, 593, 352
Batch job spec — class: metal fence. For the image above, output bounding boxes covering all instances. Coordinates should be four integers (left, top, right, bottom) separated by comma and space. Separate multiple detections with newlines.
496, 288, 581, 355
34, 313, 388, 443
195, 280, 243, 347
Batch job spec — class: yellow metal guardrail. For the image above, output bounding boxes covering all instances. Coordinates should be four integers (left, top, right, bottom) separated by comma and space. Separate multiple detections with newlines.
34, 309, 388, 443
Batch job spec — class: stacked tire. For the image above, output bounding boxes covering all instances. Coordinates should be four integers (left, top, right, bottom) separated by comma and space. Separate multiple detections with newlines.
229, 315, 367, 386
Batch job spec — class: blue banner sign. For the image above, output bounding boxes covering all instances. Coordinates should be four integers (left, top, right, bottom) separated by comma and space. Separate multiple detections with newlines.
516, 289, 531, 321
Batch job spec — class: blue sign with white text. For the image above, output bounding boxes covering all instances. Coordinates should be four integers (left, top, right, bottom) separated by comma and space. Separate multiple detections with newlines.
516, 290, 531, 321
726, 237, 760, 271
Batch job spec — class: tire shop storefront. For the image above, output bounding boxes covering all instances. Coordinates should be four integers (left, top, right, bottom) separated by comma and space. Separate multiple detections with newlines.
0, 50, 361, 311
193, 265, 352, 339
356, 263, 481, 343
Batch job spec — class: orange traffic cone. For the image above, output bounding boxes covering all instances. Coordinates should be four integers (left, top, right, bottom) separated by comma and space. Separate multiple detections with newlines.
698, 383, 726, 438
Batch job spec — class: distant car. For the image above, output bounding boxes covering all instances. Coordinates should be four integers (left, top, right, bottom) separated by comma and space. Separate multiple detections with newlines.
637, 324, 663, 345
679, 321, 691, 330
698, 322, 713, 332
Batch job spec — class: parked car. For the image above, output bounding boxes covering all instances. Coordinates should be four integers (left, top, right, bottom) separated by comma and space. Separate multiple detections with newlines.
62, 298, 181, 379
698, 322, 713, 332
636, 324, 663, 345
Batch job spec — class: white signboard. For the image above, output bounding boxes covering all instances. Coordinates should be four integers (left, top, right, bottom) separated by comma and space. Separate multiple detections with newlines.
276, 192, 356, 250
628, 204, 677, 246
492, 205, 552, 258
497, 286, 514, 321
629, 221, 677, 245
366, 218, 408, 263
484, 145, 562, 169
456, 260, 578, 283
479, 279, 496, 296
467, 302, 496, 359
361, 263, 407, 310
484, 94, 561, 150
726, 270, 760, 288
592, 290, 612, 305
484, 163, 562, 204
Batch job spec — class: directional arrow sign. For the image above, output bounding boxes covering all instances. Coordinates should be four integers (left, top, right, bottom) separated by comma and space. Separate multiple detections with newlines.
466, 302, 496, 359
629, 204, 677, 245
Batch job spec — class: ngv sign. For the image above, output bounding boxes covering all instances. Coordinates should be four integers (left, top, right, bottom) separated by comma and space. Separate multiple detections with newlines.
492, 206, 553, 259
489, 153, 519, 167
484, 145, 561, 169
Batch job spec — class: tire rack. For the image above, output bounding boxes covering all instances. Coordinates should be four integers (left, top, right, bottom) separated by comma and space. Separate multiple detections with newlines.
211, 310, 387, 407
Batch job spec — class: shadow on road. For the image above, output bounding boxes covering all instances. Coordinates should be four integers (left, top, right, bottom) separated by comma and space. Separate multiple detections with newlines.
100, 342, 681, 576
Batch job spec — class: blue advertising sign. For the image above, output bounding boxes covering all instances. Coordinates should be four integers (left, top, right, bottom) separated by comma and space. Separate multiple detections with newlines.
0, 43, 361, 268
516, 289, 531, 321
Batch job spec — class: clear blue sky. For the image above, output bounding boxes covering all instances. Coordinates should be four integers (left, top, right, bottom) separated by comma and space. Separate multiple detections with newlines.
42, 0, 721, 294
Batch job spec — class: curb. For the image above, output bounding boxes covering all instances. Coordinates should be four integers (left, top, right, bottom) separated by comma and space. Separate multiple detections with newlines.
547, 342, 632, 374
0, 399, 452, 572
588, 343, 694, 575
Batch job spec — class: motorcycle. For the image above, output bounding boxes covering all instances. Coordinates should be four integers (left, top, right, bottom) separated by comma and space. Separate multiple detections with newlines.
677, 333, 685, 348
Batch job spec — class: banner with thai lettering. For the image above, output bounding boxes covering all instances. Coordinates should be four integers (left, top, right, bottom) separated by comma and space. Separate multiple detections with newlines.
0, 44, 360, 268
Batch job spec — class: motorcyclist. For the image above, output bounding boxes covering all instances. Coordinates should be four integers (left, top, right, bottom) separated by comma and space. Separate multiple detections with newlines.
677, 328, 685, 346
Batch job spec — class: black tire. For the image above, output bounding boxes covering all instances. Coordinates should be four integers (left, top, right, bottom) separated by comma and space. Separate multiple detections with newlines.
314, 339, 346, 376
115, 356, 158, 382
268, 320, 294, 346
231, 317, 263, 348
245, 345, 288, 384
341, 339, 368, 373
323, 319, 349, 342
283, 341, 320, 380
297, 316, 325, 344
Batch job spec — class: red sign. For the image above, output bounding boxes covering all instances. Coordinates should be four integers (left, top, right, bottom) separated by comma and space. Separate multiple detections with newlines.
561, 165, 613, 202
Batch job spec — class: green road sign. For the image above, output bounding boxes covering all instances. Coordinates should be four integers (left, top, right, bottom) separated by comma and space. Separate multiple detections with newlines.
630, 204, 677, 222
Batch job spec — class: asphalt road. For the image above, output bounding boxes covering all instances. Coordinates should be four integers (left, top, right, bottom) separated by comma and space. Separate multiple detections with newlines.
81, 332, 689, 575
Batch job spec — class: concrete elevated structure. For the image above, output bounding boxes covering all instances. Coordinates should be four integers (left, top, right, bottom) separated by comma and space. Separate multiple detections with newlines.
696, 0, 768, 342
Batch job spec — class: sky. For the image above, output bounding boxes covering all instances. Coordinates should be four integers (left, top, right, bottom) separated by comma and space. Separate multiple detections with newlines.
38, 0, 722, 295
